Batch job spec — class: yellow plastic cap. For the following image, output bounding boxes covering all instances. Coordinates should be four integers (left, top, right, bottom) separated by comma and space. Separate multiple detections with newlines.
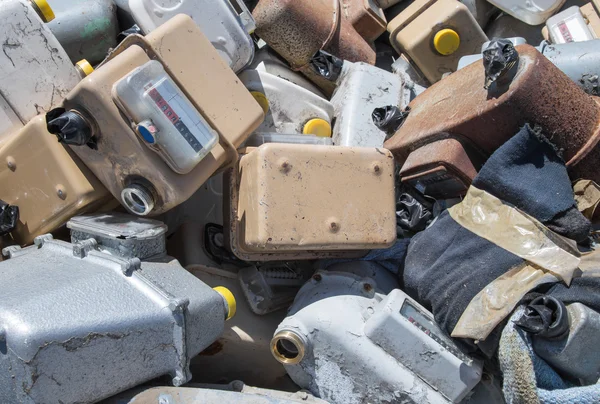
76, 59, 94, 77
433, 29, 460, 56
303, 118, 332, 138
250, 91, 269, 115
30, 0, 55, 22
214, 286, 236, 320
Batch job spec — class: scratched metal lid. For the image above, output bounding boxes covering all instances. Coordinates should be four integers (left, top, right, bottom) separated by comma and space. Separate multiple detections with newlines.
67, 213, 167, 240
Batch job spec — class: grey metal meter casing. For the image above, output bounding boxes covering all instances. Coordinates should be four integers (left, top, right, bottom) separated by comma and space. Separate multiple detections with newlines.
0, 236, 227, 404
274, 262, 482, 404
68, 212, 168, 259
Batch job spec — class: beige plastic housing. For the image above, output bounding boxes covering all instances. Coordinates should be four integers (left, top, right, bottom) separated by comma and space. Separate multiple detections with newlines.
61, 15, 264, 215
582, 2, 600, 38
388, 0, 488, 83
0, 116, 111, 245
227, 144, 397, 261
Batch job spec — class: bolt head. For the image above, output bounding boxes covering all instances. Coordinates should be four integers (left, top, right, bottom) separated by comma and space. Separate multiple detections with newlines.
278, 158, 292, 173
6, 157, 16, 171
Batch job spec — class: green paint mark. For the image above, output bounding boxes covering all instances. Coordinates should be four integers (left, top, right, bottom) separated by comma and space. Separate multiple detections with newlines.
81, 18, 111, 40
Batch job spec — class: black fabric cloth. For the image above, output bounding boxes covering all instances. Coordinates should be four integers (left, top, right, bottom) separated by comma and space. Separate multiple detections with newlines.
402, 124, 591, 356
547, 277, 600, 314
471, 125, 570, 220
472, 125, 588, 239
403, 213, 522, 355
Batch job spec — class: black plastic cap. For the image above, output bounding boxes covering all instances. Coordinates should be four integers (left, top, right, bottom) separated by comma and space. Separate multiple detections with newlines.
309, 50, 344, 82
515, 295, 570, 340
46, 109, 96, 149
483, 39, 519, 90
372, 105, 410, 137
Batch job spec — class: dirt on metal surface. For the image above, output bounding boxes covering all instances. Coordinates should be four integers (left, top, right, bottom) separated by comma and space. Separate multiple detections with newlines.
253, 0, 376, 70
341, 0, 387, 42
400, 138, 483, 198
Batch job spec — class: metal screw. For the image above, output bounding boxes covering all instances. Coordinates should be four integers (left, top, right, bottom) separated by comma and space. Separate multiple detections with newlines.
279, 158, 291, 173
372, 163, 382, 175
329, 221, 339, 233
6, 157, 16, 171
56, 185, 67, 200
312, 273, 322, 282
363, 283, 373, 292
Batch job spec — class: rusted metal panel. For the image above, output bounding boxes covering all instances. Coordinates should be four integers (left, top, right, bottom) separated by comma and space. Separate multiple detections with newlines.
253, 0, 376, 70
385, 44, 600, 196
341, 0, 387, 43
400, 138, 483, 199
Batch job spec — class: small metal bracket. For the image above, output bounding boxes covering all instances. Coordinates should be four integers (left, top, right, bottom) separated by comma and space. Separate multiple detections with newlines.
2, 245, 21, 258
33, 234, 54, 247
121, 257, 141, 276
72, 239, 98, 258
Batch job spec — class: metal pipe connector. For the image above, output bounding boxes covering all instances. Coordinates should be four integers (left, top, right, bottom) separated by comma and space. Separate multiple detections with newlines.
270, 330, 306, 365
121, 184, 155, 216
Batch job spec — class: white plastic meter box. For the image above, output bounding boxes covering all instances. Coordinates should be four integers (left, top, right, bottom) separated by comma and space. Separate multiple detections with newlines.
0, 0, 80, 141
487, 0, 567, 25
48, 15, 264, 217
115, 0, 255, 72
239, 69, 334, 138
250, 47, 326, 97
331, 62, 405, 147
271, 263, 483, 404
546, 6, 596, 43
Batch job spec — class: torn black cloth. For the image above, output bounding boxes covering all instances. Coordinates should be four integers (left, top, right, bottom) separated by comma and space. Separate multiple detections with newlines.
402, 124, 591, 356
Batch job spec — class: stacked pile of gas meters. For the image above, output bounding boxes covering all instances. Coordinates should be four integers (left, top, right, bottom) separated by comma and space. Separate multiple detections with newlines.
0, 0, 599, 403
